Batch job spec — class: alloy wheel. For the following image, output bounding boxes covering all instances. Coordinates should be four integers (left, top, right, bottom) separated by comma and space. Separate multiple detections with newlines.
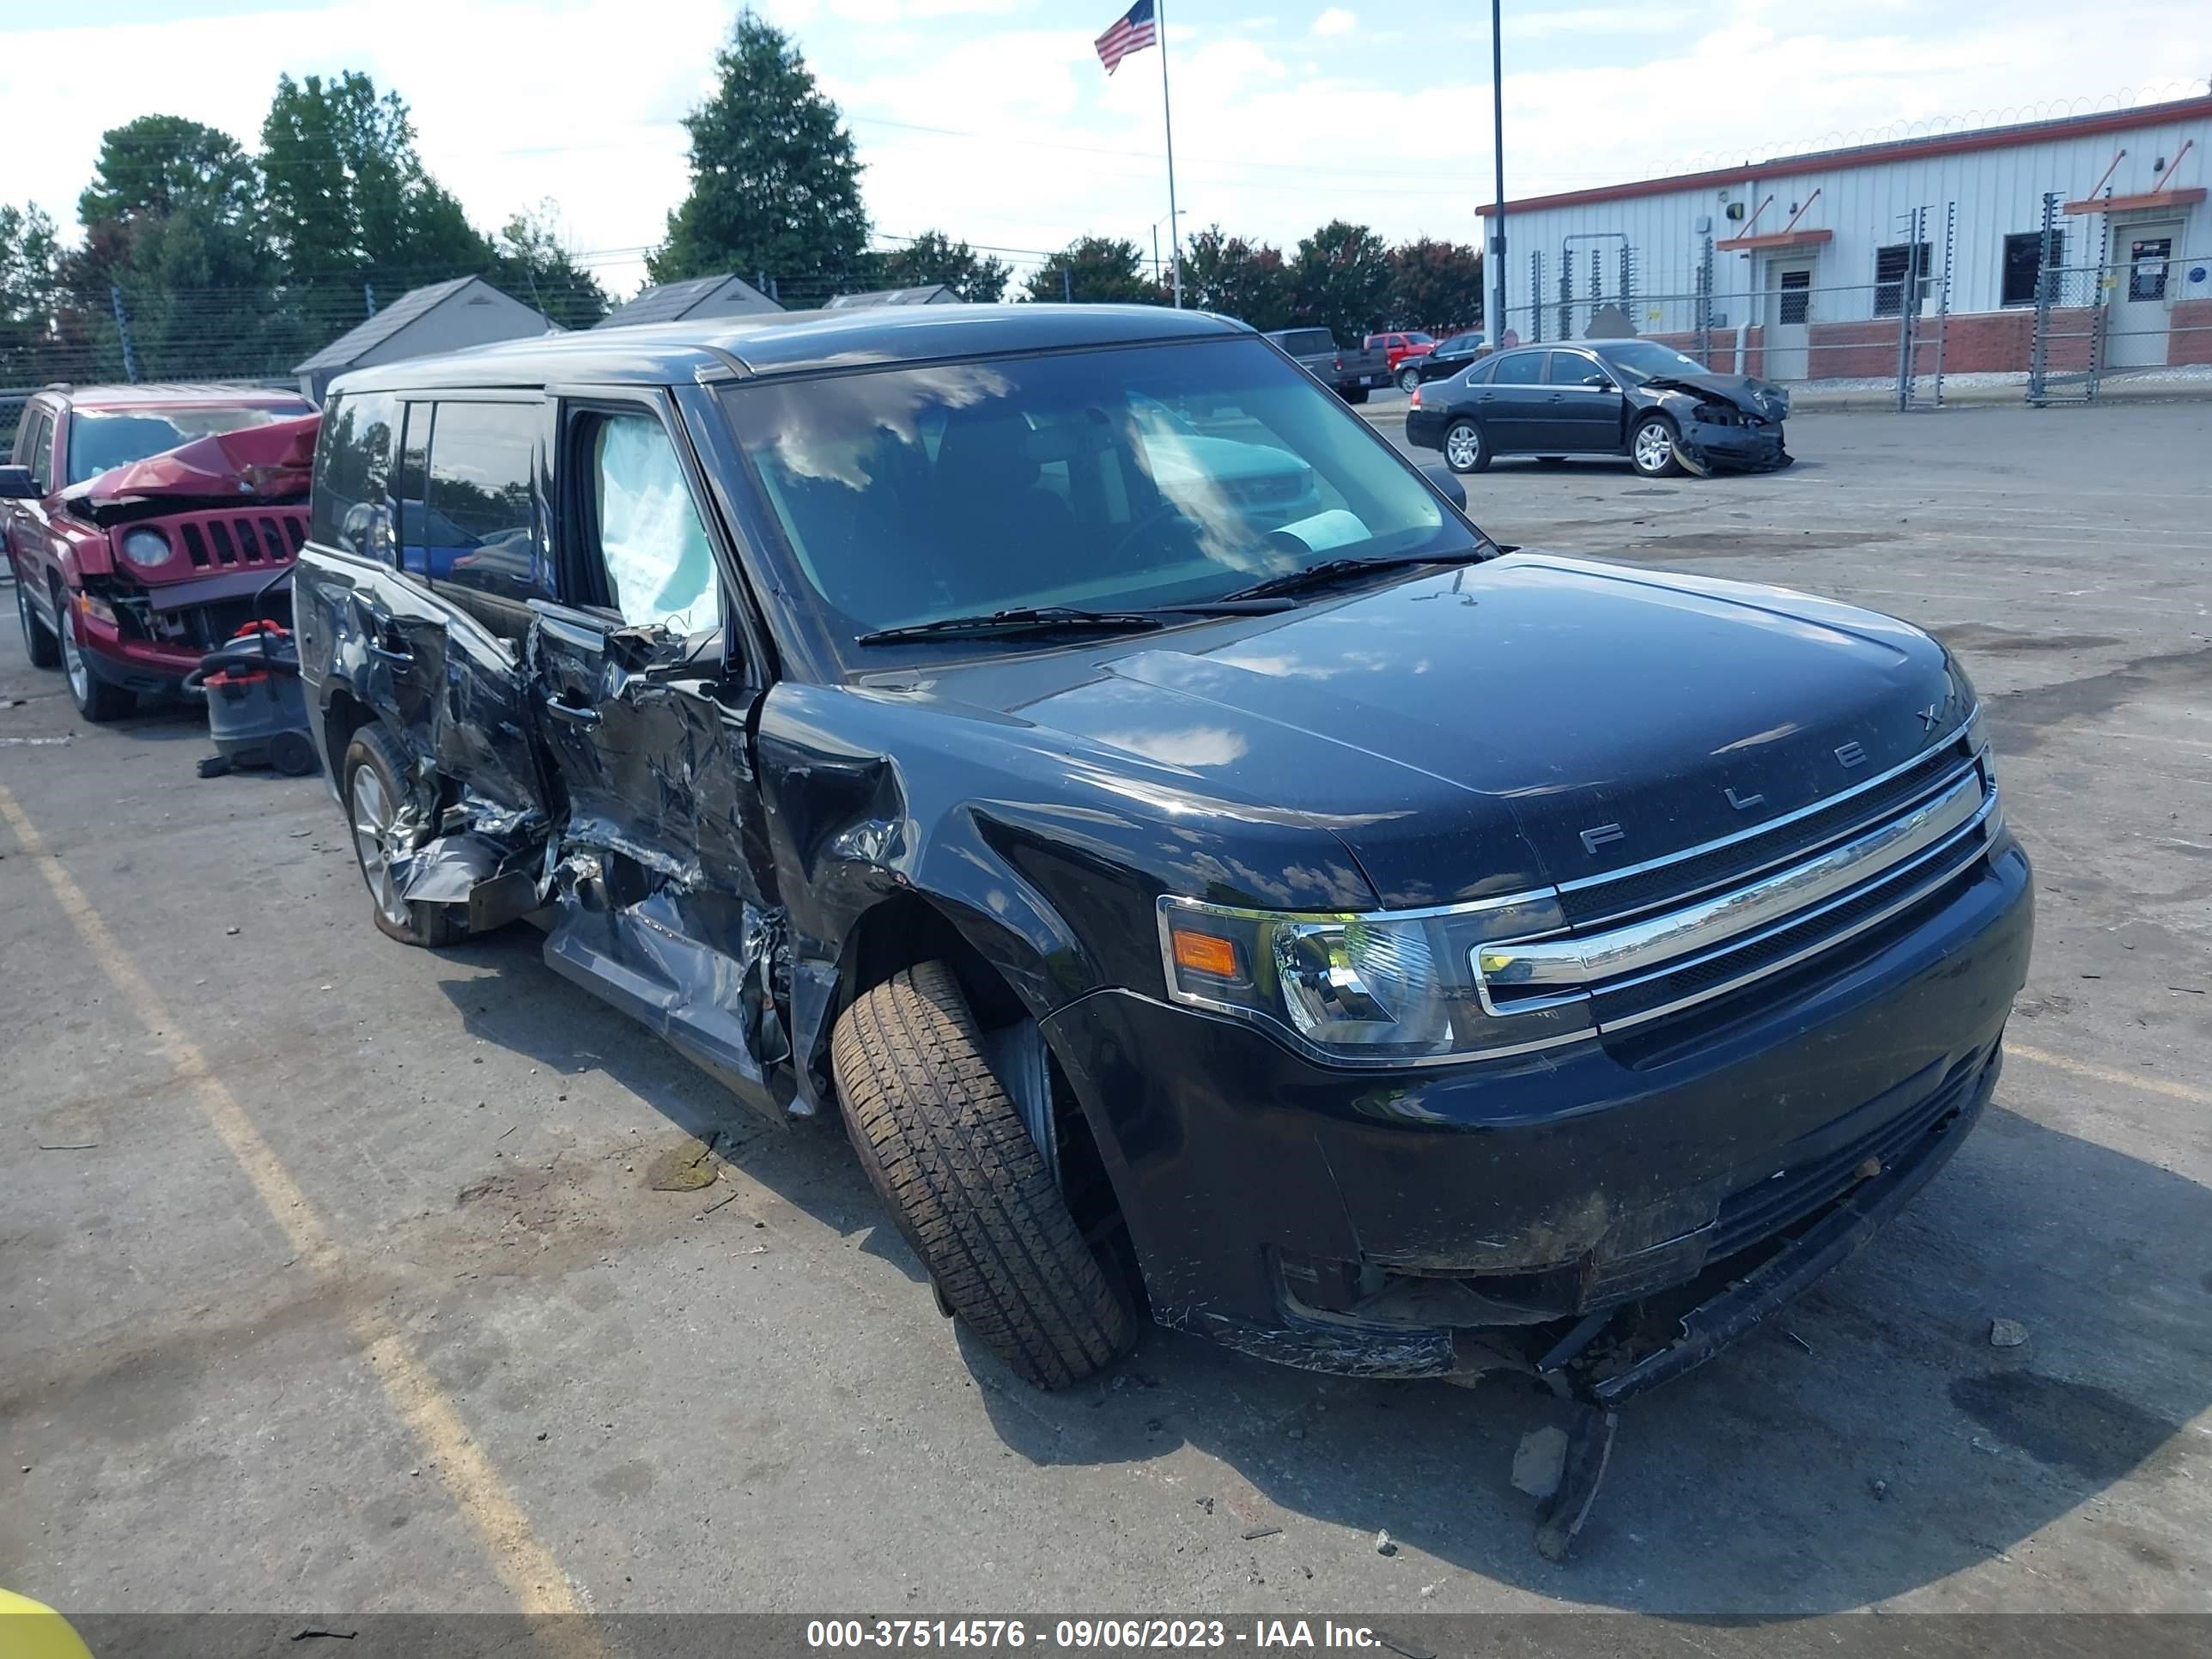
1632, 422, 1675, 474
349, 763, 414, 930
1445, 423, 1481, 471
60, 601, 90, 703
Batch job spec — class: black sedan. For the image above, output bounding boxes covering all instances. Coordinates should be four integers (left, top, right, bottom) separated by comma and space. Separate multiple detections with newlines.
1395, 329, 1488, 392
1405, 338, 1790, 477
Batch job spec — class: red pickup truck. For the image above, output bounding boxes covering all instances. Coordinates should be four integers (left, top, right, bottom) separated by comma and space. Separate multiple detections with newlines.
3, 384, 317, 722
1365, 331, 1435, 373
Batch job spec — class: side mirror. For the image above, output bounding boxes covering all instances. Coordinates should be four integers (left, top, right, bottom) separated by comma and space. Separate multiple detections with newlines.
1419, 463, 1467, 509
1584, 372, 1613, 388
0, 465, 41, 500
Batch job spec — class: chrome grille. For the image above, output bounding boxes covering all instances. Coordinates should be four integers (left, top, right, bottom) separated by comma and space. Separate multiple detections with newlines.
1559, 729, 1982, 927
1475, 738, 2002, 1037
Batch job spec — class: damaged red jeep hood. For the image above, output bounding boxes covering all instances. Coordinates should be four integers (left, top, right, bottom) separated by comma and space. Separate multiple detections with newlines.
64, 413, 321, 513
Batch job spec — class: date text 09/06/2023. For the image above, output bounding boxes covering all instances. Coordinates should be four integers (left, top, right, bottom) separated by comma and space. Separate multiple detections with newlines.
805, 1620, 1391, 1650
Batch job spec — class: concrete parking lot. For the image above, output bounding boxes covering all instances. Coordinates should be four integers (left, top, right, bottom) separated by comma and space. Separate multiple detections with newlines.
3, 400, 2209, 1623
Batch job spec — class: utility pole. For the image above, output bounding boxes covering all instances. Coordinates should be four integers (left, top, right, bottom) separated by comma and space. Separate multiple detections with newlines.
1487, 0, 1508, 345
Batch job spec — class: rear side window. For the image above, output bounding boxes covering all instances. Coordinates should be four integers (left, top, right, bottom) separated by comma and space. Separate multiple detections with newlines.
587, 413, 721, 634
426, 402, 546, 609
1460, 357, 1498, 385
309, 391, 398, 558
1491, 351, 1546, 386
20, 408, 55, 489
1547, 353, 1605, 386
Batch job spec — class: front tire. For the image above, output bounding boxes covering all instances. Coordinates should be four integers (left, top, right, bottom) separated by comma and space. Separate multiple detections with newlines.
1443, 419, 1489, 474
16, 576, 59, 670
58, 589, 133, 722
342, 722, 463, 947
831, 962, 1133, 1389
1630, 414, 1683, 478
1396, 365, 1423, 392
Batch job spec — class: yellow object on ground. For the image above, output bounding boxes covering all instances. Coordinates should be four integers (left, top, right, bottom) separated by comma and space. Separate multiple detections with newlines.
0, 1589, 95, 1659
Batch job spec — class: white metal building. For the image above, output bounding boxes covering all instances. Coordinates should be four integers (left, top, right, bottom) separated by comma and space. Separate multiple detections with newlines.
1479, 93, 2210, 378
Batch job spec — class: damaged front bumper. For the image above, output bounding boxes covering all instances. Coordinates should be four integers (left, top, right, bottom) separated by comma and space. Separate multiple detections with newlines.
1677, 411, 1790, 472
1041, 838, 2031, 1394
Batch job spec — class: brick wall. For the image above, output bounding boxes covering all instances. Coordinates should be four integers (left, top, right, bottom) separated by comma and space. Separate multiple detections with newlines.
2168, 298, 2212, 366
1642, 328, 1765, 375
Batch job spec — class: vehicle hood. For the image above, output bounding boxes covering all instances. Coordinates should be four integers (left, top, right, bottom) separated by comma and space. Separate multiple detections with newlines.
1640, 372, 1790, 421
915, 553, 1966, 909
61, 412, 320, 526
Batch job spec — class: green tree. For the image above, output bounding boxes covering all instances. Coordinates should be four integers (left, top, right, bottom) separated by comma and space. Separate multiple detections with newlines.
79, 114, 262, 229
1182, 227, 1292, 329
649, 12, 871, 289
874, 231, 1011, 302
260, 71, 490, 291
1385, 237, 1483, 332
492, 203, 611, 328
0, 203, 63, 391
70, 116, 283, 380
1024, 236, 1158, 304
1291, 220, 1392, 343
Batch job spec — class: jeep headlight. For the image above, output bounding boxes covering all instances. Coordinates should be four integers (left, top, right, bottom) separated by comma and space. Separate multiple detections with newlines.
121, 527, 173, 568
1158, 893, 1594, 1066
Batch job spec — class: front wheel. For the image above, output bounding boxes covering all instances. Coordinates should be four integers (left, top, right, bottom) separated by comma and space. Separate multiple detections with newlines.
1443, 419, 1489, 474
342, 722, 463, 947
16, 576, 59, 670
831, 962, 1134, 1389
1630, 414, 1683, 478
58, 591, 134, 722
1396, 365, 1423, 392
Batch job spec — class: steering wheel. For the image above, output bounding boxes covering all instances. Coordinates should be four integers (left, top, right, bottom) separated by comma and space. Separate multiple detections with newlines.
1101, 498, 1201, 567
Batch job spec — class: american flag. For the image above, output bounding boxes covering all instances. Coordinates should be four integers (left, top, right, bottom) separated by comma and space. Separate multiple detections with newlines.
1095, 0, 1158, 74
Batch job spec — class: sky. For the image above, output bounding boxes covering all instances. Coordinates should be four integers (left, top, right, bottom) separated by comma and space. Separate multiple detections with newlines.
1, 0, 2208, 301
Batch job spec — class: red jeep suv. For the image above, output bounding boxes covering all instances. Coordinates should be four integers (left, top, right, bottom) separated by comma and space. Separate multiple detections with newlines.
3, 384, 316, 721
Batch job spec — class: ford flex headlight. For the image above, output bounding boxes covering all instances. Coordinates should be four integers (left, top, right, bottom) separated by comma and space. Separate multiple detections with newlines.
1157, 893, 1595, 1066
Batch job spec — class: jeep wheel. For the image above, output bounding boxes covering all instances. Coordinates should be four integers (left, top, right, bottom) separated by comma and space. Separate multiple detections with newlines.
342, 722, 463, 947
831, 961, 1133, 1389
58, 589, 133, 722
16, 577, 59, 670
1631, 414, 1684, 478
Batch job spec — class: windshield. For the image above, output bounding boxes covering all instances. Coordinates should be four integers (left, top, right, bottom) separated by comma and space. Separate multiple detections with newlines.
720, 337, 1470, 647
1598, 342, 1714, 385
67, 404, 314, 485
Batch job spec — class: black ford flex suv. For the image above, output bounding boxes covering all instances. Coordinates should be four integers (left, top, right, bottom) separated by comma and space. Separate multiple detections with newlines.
295, 306, 2030, 1407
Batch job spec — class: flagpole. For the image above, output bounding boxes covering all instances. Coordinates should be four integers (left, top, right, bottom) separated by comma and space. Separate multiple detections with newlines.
1156, 0, 1184, 307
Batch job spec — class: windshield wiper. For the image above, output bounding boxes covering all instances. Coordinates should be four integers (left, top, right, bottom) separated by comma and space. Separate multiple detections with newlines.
854, 606, 1173, 646
854, 600, 1299, 647
1219, 548, 1495, 603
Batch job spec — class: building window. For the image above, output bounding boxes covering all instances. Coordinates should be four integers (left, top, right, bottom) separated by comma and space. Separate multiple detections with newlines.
1778, 270, 1811, 325
1873, 242, 1931, 317
2002, 231, 2063, 307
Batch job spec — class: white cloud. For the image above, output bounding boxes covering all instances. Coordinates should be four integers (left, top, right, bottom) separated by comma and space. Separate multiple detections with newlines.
1310, 7, 1356, 36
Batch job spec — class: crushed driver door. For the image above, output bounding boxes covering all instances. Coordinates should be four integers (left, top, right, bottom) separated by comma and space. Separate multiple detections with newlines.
525, 390, 788, 1118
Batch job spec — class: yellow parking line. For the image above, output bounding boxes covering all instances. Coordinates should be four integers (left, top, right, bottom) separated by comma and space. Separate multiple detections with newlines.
0, 781, 599, 1649
2008, 1040, 2212, 1108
